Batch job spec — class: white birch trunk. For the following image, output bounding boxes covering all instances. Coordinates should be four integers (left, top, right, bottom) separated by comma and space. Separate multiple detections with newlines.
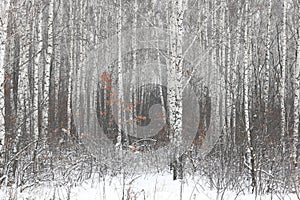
203, 0, 209, 85
37, 0, 52, 147
168, 0, 186, 181
157, 15, 166, 121
44, 0, 54, 146
168, 0, 177, 142
280, 0, 287, 154
265, 0, 272, 108
220, 0, 226, 134
168, 0, 186, 148
264, 0, 272, 139
129, 0, 138, 137
116, 0, 124, 149
293, 27, 300, 171
226, 4, 231, 137
32, 2, 43, 172
244, 0, 256, 191
0, 1, 9, 151
34, 4, 43, 147
210, 0, 218, 140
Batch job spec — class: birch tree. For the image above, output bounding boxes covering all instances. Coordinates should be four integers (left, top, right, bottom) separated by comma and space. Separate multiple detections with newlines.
3, 0, 17, 173
0, 0, 9, 155
116, 0, 123, 149
280, 0, 287, 155
47, 0, 57, 146
243, 0, 256, 192
129, 0, 138, 138
292, 23, 300, 185
264, 0, 272, 136
168, 0, 186, 180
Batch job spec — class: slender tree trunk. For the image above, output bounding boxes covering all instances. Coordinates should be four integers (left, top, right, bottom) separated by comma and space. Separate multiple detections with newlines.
129, 0, 138, 138
117, 0, 124, 150
293, 26, 300, 186
0, 2, 9, 156
168, 0, 186, 180
48, 0, 57, 148
57, 0, 71, 146
210, 0, 218, 141
264, 0, 272, 137
280, 0, 287, 155
243, 0, 256, 192
3, 0, 17, 177
224, 1, 231, 137
27, 0, 38, 163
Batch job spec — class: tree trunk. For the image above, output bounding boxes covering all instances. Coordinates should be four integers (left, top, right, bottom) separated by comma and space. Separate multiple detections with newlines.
116, 0, 125, 150
280, 0, 287, 155
57, 0, 71, 147
292, 25, 300, 187
168, 0, 186, 180
243, 0, 256, 192
3, 0, 17, 179
47, 0, 57, 147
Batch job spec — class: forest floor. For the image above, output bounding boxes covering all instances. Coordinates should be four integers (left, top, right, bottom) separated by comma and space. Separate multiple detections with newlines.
0, 171, 298, 200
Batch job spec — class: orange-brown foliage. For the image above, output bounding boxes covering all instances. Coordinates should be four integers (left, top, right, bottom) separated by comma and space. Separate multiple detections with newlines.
100, 71, 112, 83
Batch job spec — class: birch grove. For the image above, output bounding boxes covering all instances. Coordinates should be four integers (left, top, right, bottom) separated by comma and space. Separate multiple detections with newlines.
0, 0, 299, 197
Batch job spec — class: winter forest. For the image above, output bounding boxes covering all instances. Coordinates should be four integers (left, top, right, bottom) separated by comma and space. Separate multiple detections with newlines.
0, 0, 299, 199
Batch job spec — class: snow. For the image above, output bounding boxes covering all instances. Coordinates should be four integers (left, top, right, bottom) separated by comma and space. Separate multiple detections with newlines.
0, 172, 298, 200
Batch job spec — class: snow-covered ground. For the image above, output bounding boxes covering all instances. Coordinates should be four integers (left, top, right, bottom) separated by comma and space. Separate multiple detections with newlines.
1, 172, 298, 200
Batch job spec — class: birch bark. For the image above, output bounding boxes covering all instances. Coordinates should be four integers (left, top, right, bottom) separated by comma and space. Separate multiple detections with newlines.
244, 0, 256, 192
129, 0, 138, 137
280, 0, 287, 154
47, 0, 57, 146
292, 25, 300, 177
116, 0, 124, 149
264, 0, 272, 134
168, 0, 186, 180
0, 0, 9, 153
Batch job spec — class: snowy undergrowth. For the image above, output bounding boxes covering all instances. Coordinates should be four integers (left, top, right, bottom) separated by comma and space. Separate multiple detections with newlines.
1, 172, 298, 200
